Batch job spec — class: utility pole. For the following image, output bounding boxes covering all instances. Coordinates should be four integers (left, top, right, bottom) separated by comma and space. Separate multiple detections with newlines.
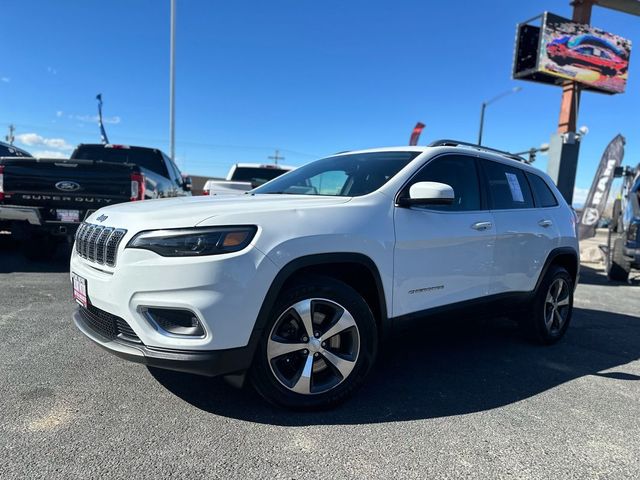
5, 124, 15, 145
546, 0, 594, 204
169, 0, 176, 160
268, 149, 285, 166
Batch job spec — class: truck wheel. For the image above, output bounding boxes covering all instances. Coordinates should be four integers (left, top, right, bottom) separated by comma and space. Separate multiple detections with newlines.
607, 236, 630, 282
250, 275, 377, 409
521, 265, 573, 345
22, 234, 58, 261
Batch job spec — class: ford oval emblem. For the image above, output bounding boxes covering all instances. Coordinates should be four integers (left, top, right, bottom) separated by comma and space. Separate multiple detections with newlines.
55, 181, 81, 192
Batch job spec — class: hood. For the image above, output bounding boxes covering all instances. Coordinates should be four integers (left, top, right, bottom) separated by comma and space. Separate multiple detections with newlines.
85, 194, 352, 230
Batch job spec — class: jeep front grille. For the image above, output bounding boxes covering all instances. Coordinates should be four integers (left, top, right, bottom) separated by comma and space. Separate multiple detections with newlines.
75, 222, 127, 267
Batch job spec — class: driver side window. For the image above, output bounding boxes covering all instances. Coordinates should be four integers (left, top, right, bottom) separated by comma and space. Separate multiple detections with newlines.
408, 155, 482, 211
307, 170, 349, 195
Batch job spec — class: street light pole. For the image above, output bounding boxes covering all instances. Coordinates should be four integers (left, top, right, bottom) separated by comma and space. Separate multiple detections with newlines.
477, 86, 522, 146
477, 102, 487, 146
169, 0, 176, 161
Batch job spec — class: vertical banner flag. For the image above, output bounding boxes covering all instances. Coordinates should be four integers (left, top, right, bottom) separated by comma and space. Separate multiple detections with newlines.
578, 134, 625, 240
96, 94, 110, 145
409, 122, 425, 146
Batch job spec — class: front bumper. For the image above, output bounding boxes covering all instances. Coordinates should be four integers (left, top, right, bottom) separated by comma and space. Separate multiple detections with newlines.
73, 309, 257, 377
70, 236, 277, 351
623, 245, 640, 267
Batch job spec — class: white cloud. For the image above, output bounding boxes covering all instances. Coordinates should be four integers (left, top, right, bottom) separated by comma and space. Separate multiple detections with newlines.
32, 150, 68, 159
1, 77, 9, 83
56, 110, 63, 117
16, 133, 74, 152
572, 187, 589, 207
73, 114, 121, 125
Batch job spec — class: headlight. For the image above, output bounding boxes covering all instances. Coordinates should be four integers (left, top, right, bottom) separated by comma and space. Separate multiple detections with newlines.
127, 226, 257, 257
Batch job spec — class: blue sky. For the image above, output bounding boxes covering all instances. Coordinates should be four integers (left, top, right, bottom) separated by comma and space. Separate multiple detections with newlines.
1, 0, 638, 205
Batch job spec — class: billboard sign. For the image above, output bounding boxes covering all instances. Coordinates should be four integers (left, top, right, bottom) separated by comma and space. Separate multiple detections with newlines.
540, 13, 631, 94
513, 12, 632, 94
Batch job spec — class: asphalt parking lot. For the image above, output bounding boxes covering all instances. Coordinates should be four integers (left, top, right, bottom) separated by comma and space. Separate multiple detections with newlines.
1, 238, 639, 479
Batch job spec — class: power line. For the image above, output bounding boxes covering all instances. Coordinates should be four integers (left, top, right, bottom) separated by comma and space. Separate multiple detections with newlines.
0, 120, 321, 158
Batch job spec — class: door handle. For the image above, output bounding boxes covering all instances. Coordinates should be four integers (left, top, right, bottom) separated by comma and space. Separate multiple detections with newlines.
471, 221, 493, 231
538, 219, 553, 228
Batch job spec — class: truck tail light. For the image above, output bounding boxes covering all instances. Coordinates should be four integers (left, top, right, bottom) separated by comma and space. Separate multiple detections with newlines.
0, 165, 4, 201
202, 189, 210, 196
130, 172, 146, 201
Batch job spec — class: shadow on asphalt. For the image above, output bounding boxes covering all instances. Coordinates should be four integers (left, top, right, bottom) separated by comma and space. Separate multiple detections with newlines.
150, 306, 640, 425
0, 234, 71, 273
579, 264, 640, 287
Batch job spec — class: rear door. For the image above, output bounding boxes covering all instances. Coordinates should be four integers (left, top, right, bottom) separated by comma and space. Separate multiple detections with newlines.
393, 154, 495, 317
480, 159, 559, 294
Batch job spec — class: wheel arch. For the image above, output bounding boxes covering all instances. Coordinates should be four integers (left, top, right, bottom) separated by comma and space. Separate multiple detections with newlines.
254, 253, 389, 337
535, 247, 580, 292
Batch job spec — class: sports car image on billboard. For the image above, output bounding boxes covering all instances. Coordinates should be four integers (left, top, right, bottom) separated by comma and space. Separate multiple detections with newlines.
539, 13, 631, 94
546, 35, 628, 76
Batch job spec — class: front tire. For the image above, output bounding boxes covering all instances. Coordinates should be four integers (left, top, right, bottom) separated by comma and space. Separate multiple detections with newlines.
521, 265, 573, 345
250, 275, 377, 409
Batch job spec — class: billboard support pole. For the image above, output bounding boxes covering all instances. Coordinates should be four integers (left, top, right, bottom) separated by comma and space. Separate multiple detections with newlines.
547, 0, 594, 204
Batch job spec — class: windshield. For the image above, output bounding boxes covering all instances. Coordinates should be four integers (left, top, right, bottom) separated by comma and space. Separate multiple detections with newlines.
253, 151, 419, 197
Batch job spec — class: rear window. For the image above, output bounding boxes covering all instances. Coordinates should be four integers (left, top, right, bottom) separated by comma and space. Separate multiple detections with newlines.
231, 167, 289, 185
72, 146, 168, 177
0, 143, 31, 157
526, 172, 558, 208
482, 160, 534, 210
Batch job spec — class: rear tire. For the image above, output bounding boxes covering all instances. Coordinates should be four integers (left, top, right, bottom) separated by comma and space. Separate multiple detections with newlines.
250, 275, 377, 410
521, 265, 573, 345
607, 236, 630, 282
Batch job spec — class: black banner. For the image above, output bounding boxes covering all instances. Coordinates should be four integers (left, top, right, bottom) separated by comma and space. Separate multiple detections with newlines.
578, 134, 625, 240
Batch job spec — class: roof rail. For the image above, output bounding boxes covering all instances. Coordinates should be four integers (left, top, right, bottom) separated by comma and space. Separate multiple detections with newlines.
428, 139, 527, 163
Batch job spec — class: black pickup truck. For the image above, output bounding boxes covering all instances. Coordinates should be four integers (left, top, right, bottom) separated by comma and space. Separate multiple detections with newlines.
0, 143, 191, 259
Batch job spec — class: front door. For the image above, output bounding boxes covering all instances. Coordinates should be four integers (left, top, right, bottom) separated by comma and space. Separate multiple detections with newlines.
393, 154, 495, 318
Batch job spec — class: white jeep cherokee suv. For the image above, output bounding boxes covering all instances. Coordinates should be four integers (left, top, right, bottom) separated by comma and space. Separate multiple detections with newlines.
71, 141, 579, 409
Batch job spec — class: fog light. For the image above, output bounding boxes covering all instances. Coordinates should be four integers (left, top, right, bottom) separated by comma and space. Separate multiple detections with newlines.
141, 307, 205, 337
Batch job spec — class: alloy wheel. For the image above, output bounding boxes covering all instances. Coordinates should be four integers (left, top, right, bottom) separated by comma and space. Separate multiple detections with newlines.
544, 278, 571, 335
267, 298, 360, 395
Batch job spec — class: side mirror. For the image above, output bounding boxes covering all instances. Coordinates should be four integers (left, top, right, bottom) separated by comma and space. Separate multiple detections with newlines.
183, 176, 192, 191
399, 181, 455, 207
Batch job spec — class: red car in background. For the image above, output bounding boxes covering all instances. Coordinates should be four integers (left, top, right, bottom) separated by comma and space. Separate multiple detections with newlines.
547, 35, 628, 76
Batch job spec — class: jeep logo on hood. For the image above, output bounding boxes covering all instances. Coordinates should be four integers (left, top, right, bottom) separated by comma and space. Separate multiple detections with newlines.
55, 181, 81, 192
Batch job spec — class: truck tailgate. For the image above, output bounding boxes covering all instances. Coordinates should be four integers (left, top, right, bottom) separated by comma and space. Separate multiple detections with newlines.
1, 158, 133, 208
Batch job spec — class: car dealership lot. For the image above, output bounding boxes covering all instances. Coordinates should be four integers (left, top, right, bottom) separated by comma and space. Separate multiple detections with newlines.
1, 241, 639, 479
